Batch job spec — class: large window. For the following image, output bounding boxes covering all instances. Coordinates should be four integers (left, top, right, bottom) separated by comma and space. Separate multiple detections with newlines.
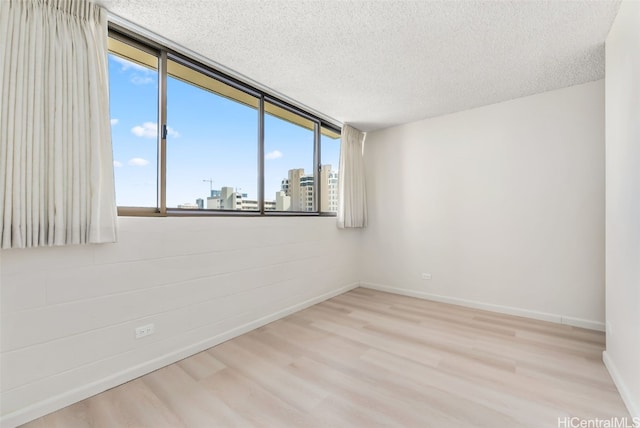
108, 30, 340, 215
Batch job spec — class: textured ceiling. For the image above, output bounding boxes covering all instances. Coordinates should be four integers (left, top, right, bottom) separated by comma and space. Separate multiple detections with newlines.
98, 0, 621, 132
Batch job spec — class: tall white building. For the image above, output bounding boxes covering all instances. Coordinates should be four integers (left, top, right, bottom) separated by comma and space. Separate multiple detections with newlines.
281, 168, 311, 211
207, 187, 241, 210
321, 165, 339, 213
281, 166, 338, 212
275, 191, 290, 211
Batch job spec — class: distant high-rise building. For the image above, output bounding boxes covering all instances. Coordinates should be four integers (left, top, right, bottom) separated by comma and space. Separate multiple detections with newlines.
276, 190, 290, 211
283, 168, 306, 211
280, 166, 338, 212
320, 165, 339, 212
207, 186, 240, 210
280, 178, 289, 195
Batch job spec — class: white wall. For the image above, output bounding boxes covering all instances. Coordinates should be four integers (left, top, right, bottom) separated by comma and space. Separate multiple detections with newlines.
361, 80, 605, 330
0, 216, 361, 426
604, 0, 640, 418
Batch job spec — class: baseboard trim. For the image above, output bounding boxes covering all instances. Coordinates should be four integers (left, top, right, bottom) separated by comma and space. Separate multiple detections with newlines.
603, 351, 640, 419
359, 282, 605, 332
0, 282, 359, 428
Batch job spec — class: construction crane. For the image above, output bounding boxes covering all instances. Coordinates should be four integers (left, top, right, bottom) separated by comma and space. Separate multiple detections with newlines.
203, 178, 215, 198
203, 178, 214, 193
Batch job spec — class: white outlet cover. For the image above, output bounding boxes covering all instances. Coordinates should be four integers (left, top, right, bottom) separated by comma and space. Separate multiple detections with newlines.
135, 323, 155, 339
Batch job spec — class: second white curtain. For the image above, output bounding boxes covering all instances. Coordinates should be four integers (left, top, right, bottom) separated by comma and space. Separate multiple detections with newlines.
337, 124, 367, 229
0, 0, 117, 249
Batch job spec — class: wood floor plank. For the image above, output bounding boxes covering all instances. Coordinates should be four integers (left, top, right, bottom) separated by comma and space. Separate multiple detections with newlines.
200, 368, 307, 428
176, 349, 227, 382
23, 378, 186, 428
207, 341, 330, 413
140, 364, 251, 427
21, 289, 630, 428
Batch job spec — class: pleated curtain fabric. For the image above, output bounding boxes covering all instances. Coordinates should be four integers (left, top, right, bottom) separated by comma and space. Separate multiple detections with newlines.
0, 0, 117, 249
337, 124, 367, 229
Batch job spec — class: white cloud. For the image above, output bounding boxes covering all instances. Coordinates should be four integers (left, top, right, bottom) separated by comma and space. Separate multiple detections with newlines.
128, 157, 149, 167
131, 122, 179, 138
113, 160, 123, 168
265, 150, 283, 160
111, 55, 149, 72
130, 75, 154, 85
110, 118, 119, 126
131, 123, 154, 138
110, 56, 154, 84
131, 122, 156, 138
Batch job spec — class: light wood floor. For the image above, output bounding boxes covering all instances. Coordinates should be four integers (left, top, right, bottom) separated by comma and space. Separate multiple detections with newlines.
22, 288, 629, 428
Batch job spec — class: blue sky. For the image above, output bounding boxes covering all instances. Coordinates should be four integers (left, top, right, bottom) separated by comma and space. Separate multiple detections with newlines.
108, 54, 340, 208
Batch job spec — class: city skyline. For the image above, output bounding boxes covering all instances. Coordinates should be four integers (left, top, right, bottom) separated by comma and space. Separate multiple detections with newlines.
180, 165, 339, 212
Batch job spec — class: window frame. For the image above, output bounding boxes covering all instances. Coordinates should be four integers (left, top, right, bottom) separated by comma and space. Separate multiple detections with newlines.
108, 24, 341, 218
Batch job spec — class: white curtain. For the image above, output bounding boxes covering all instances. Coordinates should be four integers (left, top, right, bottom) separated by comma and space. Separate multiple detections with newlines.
0, 0, 117, 249
337, 124, 367, 229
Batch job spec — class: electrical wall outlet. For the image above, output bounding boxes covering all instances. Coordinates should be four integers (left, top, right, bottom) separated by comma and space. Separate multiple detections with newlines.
135, 323, 155, 339
421, 273, 432, 280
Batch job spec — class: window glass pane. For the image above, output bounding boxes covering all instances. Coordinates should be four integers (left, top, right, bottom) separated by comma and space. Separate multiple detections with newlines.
108, 40, 159, 208
264, 103, 316, 212
166, 60, 259, 210
321, 128, 341, 213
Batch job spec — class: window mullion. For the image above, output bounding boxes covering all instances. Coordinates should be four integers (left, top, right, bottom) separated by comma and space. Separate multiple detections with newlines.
258, 96, 265, 214
158, 50, 168, 215
314, 122, 321, 213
